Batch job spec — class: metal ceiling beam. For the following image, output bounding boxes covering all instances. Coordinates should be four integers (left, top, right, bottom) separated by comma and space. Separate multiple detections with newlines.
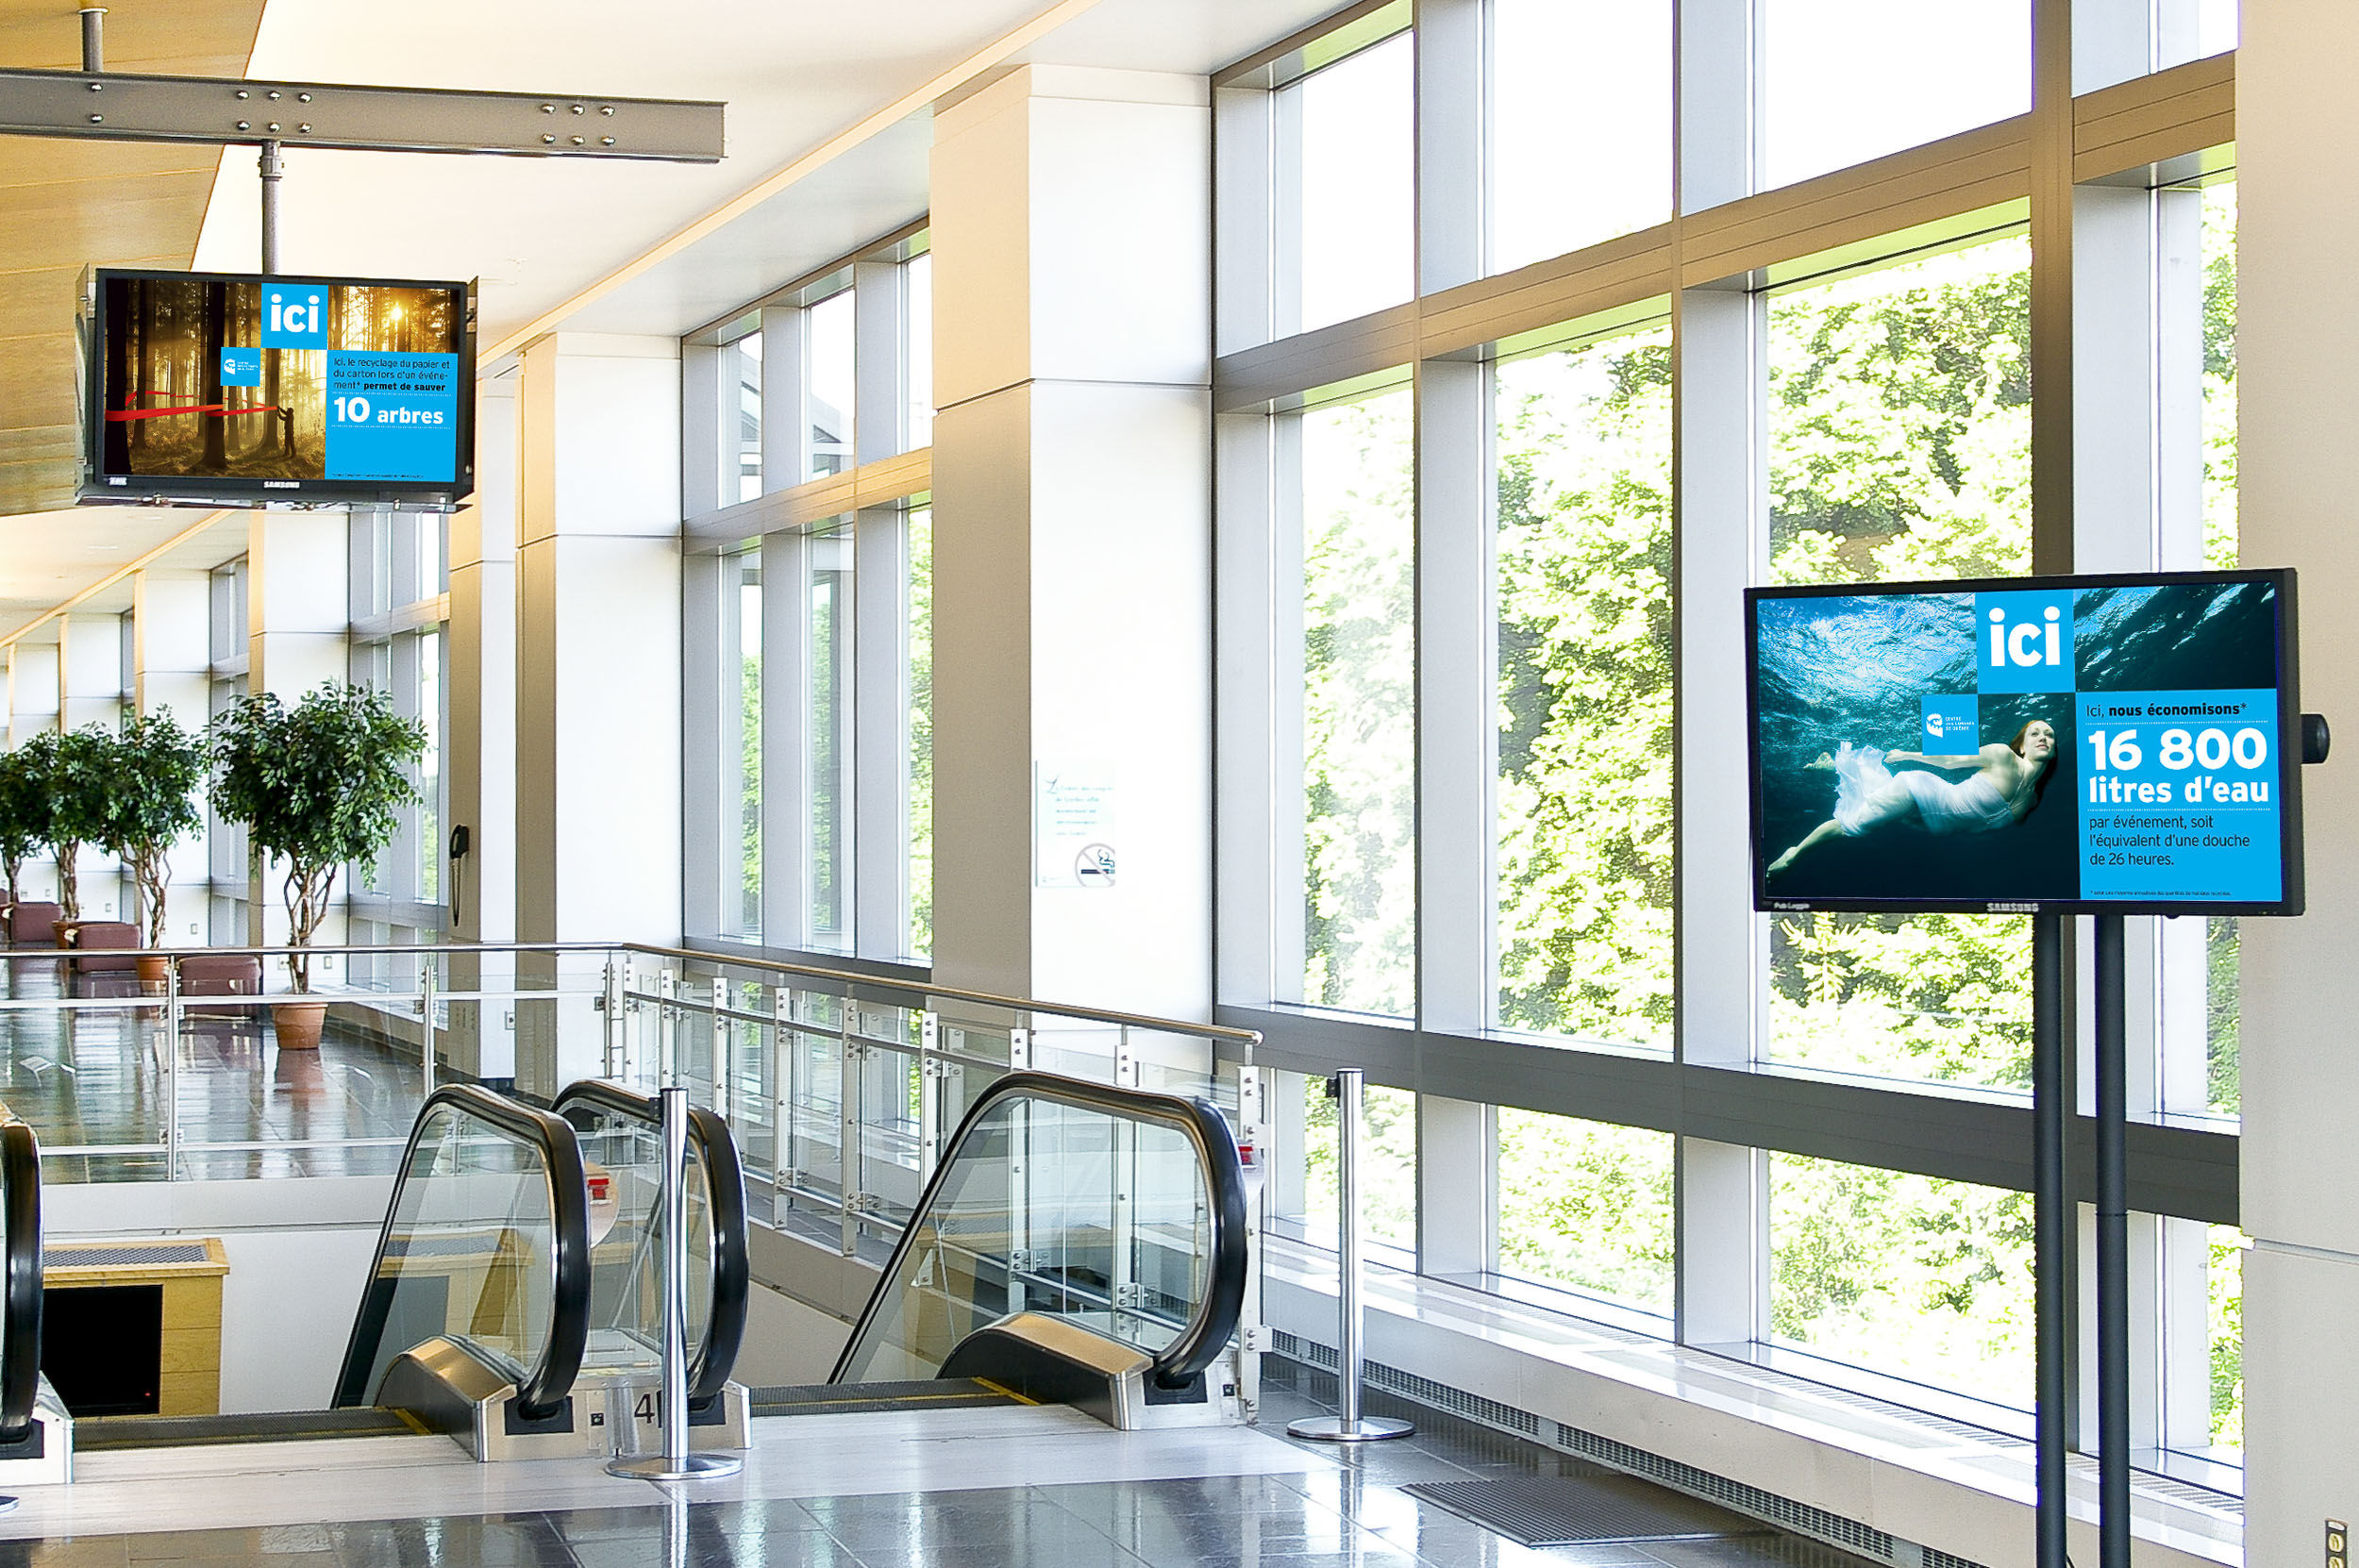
0, 66, 725, 161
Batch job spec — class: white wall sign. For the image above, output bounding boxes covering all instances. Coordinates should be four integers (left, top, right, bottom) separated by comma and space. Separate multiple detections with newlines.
1034, 763, 1117, 888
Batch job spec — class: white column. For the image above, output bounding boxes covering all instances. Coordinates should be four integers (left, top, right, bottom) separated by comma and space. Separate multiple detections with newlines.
5, 643, 59, 752
133, 569, 212, 945
59, 613, 124, 734
929, 66, 1212, 1021
514, 332, 681, 1095
446, 375, 521, 1078
2237, 1, 2359, 1560
59, 613, 126, 921
245, 510, 350, 950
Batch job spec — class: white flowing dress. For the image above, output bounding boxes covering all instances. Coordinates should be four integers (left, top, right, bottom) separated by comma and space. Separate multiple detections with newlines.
1829, 742, 2018, 838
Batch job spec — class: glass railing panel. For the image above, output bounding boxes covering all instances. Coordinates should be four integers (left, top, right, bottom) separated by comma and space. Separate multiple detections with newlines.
338, 1094, 571, 1409
835, 1090, 1217, 1384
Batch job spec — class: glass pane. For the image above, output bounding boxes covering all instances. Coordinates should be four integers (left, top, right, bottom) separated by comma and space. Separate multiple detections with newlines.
1298, 386, 1414, 1015
807, 291, 855, 480
837, 1096, 1214, 1382
1495, 325, 1674, 1045
569, 1105, 720, 1378
2208, 1224, 2245, 1456
1763, 236, 2033, 1091
906, 254, 933, 452
2196, 182, 2240, 1115
348, 1104, 562, 1404
1494, 1110, 1673, 1318
1762, 0, 2031, 192
1489, 0, 1671, 272
1298, 1078, 1416, 1255
728, 330, 762, 504
728, 551, 763, 939
417, 630, 441, 904
908, 505, 934, 959
809, 528, 854, 948
1281, 33, 1414, 336
1769, 1153, 2032, 1409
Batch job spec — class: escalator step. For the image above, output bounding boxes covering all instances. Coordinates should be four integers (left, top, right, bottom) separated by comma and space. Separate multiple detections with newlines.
76, 1407, 425, 1451
748, 1379, 1019, 1418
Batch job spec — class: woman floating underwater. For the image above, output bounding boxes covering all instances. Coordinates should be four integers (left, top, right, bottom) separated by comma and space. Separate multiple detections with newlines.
1766, 719, 2057, 878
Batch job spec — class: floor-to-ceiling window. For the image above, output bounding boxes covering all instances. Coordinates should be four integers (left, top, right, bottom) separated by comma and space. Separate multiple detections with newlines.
682, 229, 935, 966
1216, 0, 2244, 1492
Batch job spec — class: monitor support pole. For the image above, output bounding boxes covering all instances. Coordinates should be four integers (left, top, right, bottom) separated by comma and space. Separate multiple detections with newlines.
2040, 912, 2131, 1568
2032, 913, 2069, 1568
2093, 912, 2131, 1568
259, 141, 282, 275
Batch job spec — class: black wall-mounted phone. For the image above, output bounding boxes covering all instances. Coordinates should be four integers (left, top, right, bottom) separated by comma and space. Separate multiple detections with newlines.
447, 826, 472, 926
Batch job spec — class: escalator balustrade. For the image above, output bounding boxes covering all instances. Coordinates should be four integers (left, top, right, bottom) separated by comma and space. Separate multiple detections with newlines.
827, 1071, 1250, 1430
553, 1079, 754, 1454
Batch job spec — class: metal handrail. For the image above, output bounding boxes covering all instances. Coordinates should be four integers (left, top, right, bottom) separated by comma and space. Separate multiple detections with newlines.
2, 937, 1261, 1051
622, 942, 1264, 1048
830, 1070, 1249, 1393
551, 1078, 749, 1407
0, 1118, 40, 1443
331, 1084, 591, 1420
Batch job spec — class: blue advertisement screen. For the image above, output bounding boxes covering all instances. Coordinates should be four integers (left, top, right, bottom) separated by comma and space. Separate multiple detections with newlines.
1749, 573, 2300, 914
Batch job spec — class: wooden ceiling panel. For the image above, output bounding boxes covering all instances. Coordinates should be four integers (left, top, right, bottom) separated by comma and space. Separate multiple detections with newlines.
0, 0, 266, 518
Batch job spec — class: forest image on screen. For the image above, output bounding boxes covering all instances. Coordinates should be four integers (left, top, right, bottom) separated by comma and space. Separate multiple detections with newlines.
96, 275, 462, 488
1755, 579, 2285, 909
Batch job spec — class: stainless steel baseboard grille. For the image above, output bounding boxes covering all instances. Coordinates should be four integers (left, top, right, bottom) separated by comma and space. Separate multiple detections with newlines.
1404, 1476, 1760, 1547
1268, 1330, 1989, 1568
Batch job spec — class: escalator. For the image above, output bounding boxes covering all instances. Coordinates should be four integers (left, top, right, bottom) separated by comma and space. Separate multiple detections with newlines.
46, 1080, 752, 1463
0, 1065, 1253, 1486
809, 1071, 1251, 1430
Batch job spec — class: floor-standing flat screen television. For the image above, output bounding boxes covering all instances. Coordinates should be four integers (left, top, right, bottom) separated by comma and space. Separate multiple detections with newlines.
1748, 569, 2301, 916
79, 268, 476, 509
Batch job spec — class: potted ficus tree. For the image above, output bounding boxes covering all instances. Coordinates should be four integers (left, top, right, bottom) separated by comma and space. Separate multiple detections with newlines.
0, 742, 44, 908
25, 727, 118, 927
208, 684, 426, 1050
96, 710, 207, 987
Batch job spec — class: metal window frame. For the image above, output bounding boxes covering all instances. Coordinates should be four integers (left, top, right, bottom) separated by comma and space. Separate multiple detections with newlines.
1211, 0, 2244, 1467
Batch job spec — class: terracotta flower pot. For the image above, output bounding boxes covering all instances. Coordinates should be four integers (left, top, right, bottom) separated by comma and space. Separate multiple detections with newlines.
136, 954, 171, 993
272, 1000, 327, 1051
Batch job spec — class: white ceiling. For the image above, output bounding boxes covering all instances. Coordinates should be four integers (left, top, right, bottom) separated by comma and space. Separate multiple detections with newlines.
4, 0, 1342, 642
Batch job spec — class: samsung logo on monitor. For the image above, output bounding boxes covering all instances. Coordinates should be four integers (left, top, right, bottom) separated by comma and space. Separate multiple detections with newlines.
262, 480, 300, 489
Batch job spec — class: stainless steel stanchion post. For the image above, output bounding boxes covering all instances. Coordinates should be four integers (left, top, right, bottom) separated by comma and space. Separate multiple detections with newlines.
608, 1085, 743, 1480
1288, 1069, 1412, 1443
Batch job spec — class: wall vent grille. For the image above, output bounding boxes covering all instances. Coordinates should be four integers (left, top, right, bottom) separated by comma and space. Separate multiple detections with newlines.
1268, 1333, 1988, 1568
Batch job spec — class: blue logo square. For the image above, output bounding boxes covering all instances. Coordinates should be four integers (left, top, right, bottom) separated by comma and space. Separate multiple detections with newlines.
260, 286, 327, 349
1920, 695, 1980, 753
218, 347, 260, 389
1977, 589, 2077, 693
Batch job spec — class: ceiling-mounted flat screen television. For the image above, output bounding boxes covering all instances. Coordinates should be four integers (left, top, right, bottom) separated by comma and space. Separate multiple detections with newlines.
1748, 569, 2301, 916
78, 267, 476, 509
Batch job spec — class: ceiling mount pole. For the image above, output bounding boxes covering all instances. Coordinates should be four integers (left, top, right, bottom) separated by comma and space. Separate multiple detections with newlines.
76, 8, 102, 75
258, 141, 281, 274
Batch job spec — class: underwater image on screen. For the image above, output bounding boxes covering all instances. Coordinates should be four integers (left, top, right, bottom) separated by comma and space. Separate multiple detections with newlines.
1751, 576, 2291, 912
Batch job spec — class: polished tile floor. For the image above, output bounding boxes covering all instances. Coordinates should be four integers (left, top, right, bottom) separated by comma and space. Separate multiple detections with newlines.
0, 1372, 1884, 1567
0, 954, 422, 1180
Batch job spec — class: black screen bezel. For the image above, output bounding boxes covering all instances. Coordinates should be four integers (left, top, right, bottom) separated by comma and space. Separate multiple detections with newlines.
1745, 567, 2303, 917
79, 267, 477, 509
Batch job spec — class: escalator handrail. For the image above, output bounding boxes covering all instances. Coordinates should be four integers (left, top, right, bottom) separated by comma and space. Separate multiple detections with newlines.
332, 1084, 591, 1421
551, 1078, 751, 1405
0, 1118, 39, 1443
829, 1070, 1249, 1393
